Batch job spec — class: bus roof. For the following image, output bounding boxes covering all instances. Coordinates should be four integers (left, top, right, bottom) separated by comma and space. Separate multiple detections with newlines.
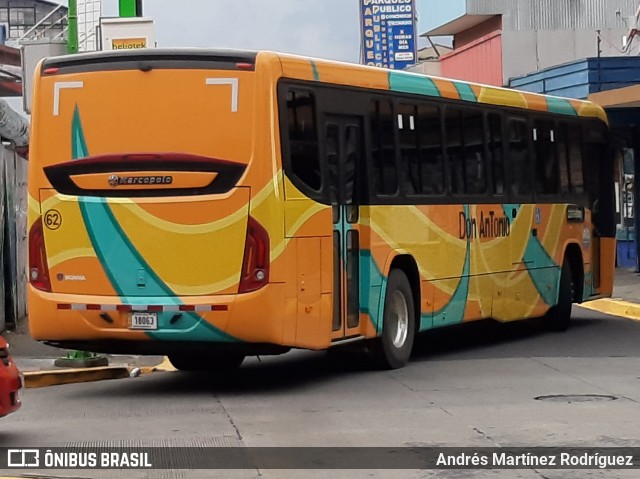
39, 48, 607, 123
272, 51, 608, 124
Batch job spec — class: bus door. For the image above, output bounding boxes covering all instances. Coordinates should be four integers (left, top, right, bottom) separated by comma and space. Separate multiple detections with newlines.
325, 116, 363, 341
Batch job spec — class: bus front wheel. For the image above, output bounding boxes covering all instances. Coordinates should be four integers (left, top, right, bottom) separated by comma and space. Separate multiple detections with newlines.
372, 269, 416, 369
546, 259, 574, 332
168, 352, 245, 372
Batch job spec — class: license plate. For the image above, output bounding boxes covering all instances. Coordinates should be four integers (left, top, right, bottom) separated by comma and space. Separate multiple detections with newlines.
130, 312, 158, 330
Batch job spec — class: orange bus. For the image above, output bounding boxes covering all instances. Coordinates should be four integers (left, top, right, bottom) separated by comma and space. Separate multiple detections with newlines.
28, 49, 615, 370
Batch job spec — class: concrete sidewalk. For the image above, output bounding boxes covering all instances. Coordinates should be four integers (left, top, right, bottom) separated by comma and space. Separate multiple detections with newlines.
1, 320, 171, 388
610, 267, 640, 303
578, 267, 640, 319
3, 329, 165, 372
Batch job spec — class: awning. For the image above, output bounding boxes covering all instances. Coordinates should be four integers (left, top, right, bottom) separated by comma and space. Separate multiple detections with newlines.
421, 14, 495, 37
589, 85, 640, 109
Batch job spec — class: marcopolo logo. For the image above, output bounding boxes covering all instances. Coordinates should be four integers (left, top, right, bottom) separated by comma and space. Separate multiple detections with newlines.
108, 175, 173, 187
7, 449, 40, 467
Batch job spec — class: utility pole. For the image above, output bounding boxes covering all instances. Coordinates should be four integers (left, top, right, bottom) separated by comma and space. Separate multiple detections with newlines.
67, 0, 78, 53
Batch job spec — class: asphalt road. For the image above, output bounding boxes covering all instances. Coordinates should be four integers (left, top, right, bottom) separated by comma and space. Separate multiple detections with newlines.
1, 307, 639, 479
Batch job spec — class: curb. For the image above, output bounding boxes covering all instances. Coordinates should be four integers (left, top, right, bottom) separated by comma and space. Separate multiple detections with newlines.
22, 357, 176, 388
578, 299, 640, 321
24, 366, 131, 388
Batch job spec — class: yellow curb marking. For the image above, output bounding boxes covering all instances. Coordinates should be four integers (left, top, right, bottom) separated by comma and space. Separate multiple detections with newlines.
24, 366, 130, 388
578, 299, 640, 321
139, 356, 176, 374
21, 358, 175, 388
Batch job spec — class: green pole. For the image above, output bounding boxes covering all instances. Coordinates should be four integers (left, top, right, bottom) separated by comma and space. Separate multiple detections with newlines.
67, 0, 78, 53
119, 0, 138, 17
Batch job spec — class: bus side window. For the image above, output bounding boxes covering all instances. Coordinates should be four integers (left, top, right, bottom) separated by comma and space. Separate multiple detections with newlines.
326, 124, 339, 205
398, 103, 420, 195
507, 119, 531, 196
445, 108, 465, 194
418, 104, 444, 195
583, 123, 606, 209
533, 119, 560, 195
462, 109, 487, 195
488, 113, 504, 195
370, 99, 398, 196
287, 90, 321, 191
557, 122, 571, 195
568, 124, 584, 194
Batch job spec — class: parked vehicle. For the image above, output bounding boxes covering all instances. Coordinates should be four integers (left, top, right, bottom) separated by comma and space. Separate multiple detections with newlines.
0, 337, 21, 417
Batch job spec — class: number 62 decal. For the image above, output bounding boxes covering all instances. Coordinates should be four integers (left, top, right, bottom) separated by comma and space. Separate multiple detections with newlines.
44, 209, 62, 230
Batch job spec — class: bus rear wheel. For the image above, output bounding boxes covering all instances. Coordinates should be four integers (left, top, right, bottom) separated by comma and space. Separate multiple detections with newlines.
168, 352, 245, 372
372, 269, 415, 369
546, 259, 574, 332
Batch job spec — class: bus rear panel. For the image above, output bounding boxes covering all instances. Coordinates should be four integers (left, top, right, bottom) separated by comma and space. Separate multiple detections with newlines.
28, 50, 291, 355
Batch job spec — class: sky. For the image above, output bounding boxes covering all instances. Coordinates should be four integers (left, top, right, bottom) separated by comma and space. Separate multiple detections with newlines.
64, 0, 464, 63
10, 0, 461, 115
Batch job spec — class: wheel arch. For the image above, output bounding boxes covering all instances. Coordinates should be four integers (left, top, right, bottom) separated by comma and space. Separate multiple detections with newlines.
563, 242, 584, 303
386, 254, 421, 335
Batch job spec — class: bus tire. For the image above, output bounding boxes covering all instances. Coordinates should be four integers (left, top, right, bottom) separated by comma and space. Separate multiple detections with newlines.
546, 259, 574, 332
372, 269, 415, 369
168, 352, 245, 372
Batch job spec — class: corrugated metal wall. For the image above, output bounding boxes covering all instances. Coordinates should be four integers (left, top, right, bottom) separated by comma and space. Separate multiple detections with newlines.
440, 32, 503, 86
509, 56, 640, 98
467, 0, 638, 31
501, 27, 630, 84
0, 146, 27, 332
448, 0, 640, 84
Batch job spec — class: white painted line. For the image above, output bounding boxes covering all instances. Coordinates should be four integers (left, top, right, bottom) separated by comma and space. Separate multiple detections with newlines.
53, 81, 84, 116
206, 78, 239, 112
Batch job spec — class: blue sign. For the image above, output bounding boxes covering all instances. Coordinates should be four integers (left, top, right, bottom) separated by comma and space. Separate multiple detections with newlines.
360, 0, 417, 70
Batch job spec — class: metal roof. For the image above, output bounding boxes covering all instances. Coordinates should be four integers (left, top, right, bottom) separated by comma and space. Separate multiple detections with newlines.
509, 56, 640, 100
424, 0, 639, 33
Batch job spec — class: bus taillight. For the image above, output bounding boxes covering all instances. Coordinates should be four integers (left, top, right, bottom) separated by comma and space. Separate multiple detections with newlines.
29, 219, 51, 292
239, 216, 270, 293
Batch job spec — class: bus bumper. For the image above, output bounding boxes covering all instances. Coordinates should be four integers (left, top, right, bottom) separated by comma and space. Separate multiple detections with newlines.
28, 283, 290, 350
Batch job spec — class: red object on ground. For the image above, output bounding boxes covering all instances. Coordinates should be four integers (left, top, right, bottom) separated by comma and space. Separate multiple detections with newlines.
0, 336, 21, 417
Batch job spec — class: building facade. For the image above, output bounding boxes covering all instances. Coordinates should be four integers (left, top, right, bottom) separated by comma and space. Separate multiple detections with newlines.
0, 0, 67, 43
422, 0, 639, 86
